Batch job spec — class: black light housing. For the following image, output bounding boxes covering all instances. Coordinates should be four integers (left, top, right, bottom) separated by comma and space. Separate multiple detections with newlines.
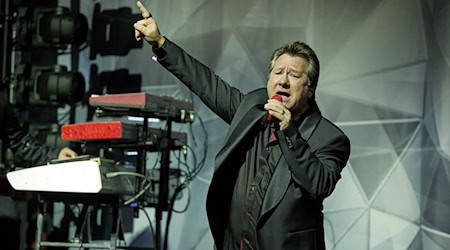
15, 6, 88, 48
90, 3, 142, 59
13, 64, 85, 105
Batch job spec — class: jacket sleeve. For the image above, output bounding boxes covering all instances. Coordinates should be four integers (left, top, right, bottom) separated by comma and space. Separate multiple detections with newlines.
276, 120, 351, 199
1, 96, 58, 167
153, 38, 244, 124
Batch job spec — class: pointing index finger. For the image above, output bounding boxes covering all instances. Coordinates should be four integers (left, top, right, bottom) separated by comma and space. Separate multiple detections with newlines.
137, 1, 151, 18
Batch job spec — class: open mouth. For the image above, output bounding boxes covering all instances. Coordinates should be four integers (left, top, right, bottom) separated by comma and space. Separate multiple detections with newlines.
276, 91, 290, 101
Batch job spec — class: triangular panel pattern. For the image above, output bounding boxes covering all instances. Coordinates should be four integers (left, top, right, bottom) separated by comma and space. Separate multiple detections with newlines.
407, 230, 424, 250
324, 166, 367, 211
320, 0, 426, 83
398, 127, 423, 207
370, 209, 420, 250
320, 63, 427, 118
334, 209, 369, 250
400, 124, 441, 205
324, 208, 366, 247
421, 229, 449, 250
175, 29, 233, 70
166, 0, 230, 39
372, 160, 421, 223
235, 27, 306, 78
423, 81, 446, 156
381, 121, 421, 157
239, 0, 312, 28
236, 0, 312, 78
311, 0, 384, 70
339, 123, 398, 200
214, 34, 266, 93
319, 92, 415, 123
426, 0, 450, 69
150, 0, 210, 38
422, 156, 450, 233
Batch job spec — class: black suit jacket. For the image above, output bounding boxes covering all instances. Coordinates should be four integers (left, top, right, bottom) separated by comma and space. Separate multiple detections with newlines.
0, 92, 57, 233
155, 39, 351, 250
0, 92, 57, 168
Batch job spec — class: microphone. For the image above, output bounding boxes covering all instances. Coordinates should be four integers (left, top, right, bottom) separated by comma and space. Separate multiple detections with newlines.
267, 94, 282, 122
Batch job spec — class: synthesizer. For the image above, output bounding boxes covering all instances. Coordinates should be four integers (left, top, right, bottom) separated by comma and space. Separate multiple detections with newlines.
89, 92, 195, 123
61, 121, 188, 150
6, 157, 137, 203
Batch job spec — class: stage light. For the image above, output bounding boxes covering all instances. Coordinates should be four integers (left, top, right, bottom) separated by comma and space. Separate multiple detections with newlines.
15, 6, 88, 48
13, 64, 85, 105
90, 3, 142, 59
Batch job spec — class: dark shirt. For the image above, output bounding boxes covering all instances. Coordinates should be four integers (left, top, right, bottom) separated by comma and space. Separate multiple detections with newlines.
223, 119, 282, 250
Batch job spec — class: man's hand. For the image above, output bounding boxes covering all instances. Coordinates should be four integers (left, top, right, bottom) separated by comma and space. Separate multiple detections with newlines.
264, 99, 292, 130
57, 147, 77, 160
134, 1, 165, 48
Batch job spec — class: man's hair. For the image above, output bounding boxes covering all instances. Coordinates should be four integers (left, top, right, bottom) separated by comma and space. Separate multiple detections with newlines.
268, 41, 320, 92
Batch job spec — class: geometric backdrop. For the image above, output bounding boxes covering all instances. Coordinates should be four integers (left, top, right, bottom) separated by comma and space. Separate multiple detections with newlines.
63, 0, 450, 249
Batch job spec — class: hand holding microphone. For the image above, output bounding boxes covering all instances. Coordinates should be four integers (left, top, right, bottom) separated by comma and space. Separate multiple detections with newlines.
267, 94, 282, 122
265, 94, 291, 130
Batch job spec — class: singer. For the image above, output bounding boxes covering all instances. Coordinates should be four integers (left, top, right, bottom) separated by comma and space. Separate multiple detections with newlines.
134, 1, 350, 249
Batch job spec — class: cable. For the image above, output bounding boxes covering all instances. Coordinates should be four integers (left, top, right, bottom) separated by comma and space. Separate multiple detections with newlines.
172, 184, 191, 214
163, 183, 189, 250
105, 171, 148, 179
123, 181, 152, 206
104, 171, 153, 206
188, 114, 208, 181
162, 114, 207, 250
139, 204, 156, 244
171, 140, 196, 177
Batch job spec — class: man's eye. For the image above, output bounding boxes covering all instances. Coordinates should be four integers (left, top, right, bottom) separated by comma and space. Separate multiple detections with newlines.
290, 73, 300, 78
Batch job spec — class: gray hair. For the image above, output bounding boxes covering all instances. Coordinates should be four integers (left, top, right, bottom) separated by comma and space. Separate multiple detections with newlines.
268, 41, 320, 92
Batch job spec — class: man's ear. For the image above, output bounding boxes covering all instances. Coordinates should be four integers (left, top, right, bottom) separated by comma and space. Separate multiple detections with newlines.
308, 89, 314, 98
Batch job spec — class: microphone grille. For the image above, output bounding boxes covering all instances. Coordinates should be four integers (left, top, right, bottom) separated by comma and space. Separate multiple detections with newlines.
271, 94, 282, 101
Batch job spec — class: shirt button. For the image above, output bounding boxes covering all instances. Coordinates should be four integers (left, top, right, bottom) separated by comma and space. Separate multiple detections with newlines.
250, 186, 256, 191
259, 165, 265, 172
245, 211, 251, 217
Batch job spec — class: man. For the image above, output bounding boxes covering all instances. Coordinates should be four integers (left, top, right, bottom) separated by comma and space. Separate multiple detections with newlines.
0, 91, 77, 249
134, 1, 350, 249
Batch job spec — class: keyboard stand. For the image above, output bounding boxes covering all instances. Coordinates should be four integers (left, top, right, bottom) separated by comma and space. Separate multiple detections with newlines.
33, 201, 151, 250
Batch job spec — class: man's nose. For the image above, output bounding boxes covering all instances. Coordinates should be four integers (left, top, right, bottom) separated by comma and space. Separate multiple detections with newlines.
278, 74, 289, 87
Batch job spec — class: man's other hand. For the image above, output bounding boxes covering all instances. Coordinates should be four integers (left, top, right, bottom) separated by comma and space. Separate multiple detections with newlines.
134, 1, 165, 48
57, 147, 77, 159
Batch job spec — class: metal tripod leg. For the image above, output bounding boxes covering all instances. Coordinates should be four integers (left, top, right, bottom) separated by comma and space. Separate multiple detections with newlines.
34, 212, 44, 250
109, 206, 124, 250
72, 204, 90, 243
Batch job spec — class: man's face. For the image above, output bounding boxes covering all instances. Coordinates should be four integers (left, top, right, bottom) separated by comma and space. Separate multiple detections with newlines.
267, 53, 312, 116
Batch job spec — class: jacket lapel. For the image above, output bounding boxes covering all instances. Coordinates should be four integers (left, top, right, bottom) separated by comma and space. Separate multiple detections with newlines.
215, 104, 266, 169
215, 89, 268, 170
259, 111, 322, 219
